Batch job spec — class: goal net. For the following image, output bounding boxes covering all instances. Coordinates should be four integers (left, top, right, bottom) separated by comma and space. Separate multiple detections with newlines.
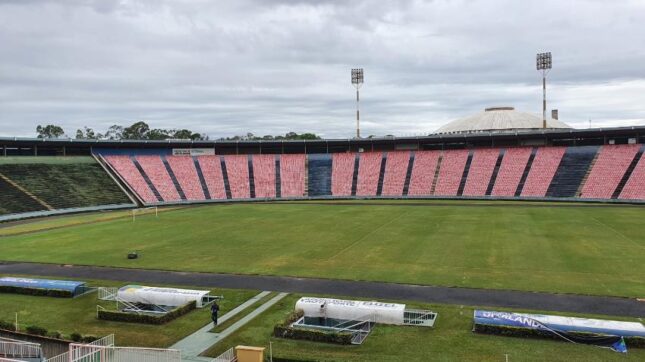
131, 206, 158, 222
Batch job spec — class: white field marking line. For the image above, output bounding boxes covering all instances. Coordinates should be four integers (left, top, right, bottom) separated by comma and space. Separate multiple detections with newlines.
326, 209, 408, 260
589, 216, 645, 251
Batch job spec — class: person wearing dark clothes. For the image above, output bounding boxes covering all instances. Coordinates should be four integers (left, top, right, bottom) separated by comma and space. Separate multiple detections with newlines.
211, 302, 220, 326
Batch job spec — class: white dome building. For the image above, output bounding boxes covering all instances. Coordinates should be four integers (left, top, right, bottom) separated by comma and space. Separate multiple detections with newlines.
434, 107, 571, 134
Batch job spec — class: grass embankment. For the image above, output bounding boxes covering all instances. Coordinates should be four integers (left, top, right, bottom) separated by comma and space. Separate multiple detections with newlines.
203, 295, 645, 362
0, 276, 258, 348
0, 202, 643, 297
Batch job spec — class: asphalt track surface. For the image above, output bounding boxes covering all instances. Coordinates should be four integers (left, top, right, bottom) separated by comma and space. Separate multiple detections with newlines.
1, 262, 643, 318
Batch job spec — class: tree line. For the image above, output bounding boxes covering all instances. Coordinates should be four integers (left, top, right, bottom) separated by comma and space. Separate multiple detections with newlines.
35, 123, 321, 141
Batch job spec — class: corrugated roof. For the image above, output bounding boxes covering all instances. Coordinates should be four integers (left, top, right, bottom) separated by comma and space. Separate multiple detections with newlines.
435, 107, 572, 134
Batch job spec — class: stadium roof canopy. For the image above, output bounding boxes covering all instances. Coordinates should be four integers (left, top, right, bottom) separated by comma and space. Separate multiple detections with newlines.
435, 107, 571, 134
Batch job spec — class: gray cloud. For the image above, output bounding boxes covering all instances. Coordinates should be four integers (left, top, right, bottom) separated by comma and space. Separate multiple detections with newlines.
1, 0, 644, 139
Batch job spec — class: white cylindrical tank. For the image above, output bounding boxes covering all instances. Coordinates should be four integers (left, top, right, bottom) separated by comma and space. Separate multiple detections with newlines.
117, 285, 210, 307
295, 297, 405, 325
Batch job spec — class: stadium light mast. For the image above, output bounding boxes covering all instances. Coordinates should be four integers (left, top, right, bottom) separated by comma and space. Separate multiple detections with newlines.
351, 68, 364, 138
536, 52, 552, 129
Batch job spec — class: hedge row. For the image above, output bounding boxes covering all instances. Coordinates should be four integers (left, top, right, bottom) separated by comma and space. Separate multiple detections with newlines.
473, 323, 645, 348
273, 310, 353, 345
97, 301, 196, 324
0, 286, 73, 298
0, 319, 98, 342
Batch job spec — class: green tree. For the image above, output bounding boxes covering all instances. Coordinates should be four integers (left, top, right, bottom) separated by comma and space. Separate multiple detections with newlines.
104, 125, 123, 140
122, 121, 150, 140
75, 127, 101, 140
36, 124, 66, 139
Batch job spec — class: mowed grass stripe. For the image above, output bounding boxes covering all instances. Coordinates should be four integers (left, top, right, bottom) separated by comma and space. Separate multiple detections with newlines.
0, 202, 643, 298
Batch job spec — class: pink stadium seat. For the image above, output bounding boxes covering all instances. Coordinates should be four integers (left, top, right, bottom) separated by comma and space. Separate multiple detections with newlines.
135, 155, 181, 202
462, 148, 500, 196
224, 155, 250, 199
166, 156, 205, 201
105, 155, 158, 203
380, 151, 410, 196
407, 151, 440, 196
580, 144, 640, 199
280, 154, 305, 197
491, 147, 532, 197
521, 147, 566, 197
434, 149, 470, 196
332, 153, 355, 196
252, 155, 276, 198
356, 152, 382, 196
619, 151, 645, 200
196, 155, 226, 199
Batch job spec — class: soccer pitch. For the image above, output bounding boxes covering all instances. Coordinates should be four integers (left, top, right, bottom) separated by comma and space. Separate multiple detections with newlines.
0, 201, 644, 298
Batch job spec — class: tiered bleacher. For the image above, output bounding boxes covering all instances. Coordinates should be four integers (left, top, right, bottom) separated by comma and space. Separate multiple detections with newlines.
407, 151, 440, 196
434, 149, 470, 196
0, 156, 132, 217
280, 154, 306, 197
356, 152, 382, 196
252, 154, 276, 198
381, 151, 410, 196
331, 153, 355, 196
95, 143, 645, 205
224, 155, 251, 199
462, 148, 500, 196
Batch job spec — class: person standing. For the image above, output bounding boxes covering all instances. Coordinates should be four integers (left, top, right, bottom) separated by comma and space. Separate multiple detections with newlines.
211, 301, 220, 326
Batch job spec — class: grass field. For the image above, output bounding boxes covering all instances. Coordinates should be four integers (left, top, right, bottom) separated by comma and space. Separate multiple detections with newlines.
203, 294, 645, 362
0, 276, 257, 348
0, 201, 644, 297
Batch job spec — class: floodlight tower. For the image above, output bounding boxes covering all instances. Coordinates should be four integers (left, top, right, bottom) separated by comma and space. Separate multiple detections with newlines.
536, 52, 552, 129
351, 68, 364, 138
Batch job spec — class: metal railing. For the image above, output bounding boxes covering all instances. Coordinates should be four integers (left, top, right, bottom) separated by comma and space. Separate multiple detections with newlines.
0, 339, 42, 359
68, 345, 181, 362
403, 309, 438, 327
213, 347, 237, 362
97, 287, 118, 301
47, 334, 115, 362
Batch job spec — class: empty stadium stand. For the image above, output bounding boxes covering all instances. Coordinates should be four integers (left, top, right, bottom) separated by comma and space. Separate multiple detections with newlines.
105, 155, 159, 203
280, 154, 306, 197
462, 148, 500, 196
546, 146, 598, 198
491, 147, 532, 197
356, 152, 383, 196
579, 144, 641, 199
407, 151, 440, 196
0, 157, 132, 217
435, 149, 470, 196
619, 148, 645, 200
521, 147, 566, 197
252, 154, 276, 198
136, 155, 182, 202
332, 153, 355, 196
308, 154, 332, 197
166, 156, 206, 201
381, 151, 410, 197
196, 155, 227, 200
224, 155, 251, 199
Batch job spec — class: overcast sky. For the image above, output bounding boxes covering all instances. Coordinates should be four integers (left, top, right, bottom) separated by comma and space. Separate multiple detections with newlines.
1, 0, 644, 139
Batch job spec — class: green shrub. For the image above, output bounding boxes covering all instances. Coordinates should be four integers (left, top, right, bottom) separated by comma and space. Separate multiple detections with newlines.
47, 331, 63, 339
97, 301, 196, 325
70, 332, 83, 342
273, 310, 353, 345
0, 319, 15, 331
0, 286, 73, 298
25, 325, 47, 336
81, 335, 99, 343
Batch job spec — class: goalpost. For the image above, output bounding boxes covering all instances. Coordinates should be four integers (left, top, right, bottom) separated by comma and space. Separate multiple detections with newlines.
131, 206, 158, 222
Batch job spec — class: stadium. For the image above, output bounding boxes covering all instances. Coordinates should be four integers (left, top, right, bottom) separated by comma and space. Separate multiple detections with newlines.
1, 103, 645, 362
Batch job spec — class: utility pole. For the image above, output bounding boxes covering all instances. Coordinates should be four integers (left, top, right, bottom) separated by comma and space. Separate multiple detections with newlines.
351, 68, 364, 138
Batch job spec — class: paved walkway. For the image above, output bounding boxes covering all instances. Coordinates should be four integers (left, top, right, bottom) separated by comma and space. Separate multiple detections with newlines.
171, 291, 269, 359
0, 262, 643, 318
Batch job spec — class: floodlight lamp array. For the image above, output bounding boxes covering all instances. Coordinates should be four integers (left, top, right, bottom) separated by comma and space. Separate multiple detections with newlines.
351, 68, 364, 85
536, 52, 552, 70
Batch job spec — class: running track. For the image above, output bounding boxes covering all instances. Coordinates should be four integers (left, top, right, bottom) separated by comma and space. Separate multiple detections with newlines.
0, 262, 643, 318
